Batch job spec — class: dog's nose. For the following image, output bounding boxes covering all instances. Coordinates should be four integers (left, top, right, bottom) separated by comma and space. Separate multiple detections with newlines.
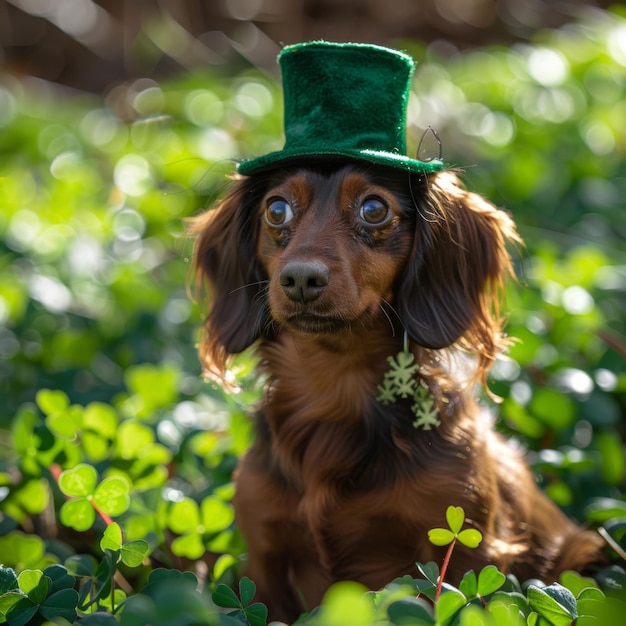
279, 260, 330, 303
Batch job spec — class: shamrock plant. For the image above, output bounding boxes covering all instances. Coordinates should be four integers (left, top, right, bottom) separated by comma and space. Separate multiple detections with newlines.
56, 464, 130, 531
100, 523, 150, 569
166, 495, 235, 559
212, 577, 268, 626
428, 505, 484, 600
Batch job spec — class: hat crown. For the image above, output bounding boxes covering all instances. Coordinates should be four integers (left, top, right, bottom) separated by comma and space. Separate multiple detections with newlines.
237, 41, 444, 175
280, 42, 413, 156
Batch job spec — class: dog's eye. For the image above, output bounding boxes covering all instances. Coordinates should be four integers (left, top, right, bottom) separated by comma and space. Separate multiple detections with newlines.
265, 198, 294, 227
359, 197, 390, 225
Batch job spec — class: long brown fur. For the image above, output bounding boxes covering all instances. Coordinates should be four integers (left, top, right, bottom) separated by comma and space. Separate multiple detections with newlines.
191, 164, 605, 622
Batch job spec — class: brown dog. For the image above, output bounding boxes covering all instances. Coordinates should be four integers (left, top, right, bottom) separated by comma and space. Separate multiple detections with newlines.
191, 163, 605, 622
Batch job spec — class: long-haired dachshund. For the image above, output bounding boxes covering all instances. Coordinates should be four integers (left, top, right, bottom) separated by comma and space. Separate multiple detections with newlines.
191, 162, 605, 622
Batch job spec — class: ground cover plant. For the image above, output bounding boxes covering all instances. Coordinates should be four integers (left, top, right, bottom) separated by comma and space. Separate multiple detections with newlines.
1, 8, 626, 625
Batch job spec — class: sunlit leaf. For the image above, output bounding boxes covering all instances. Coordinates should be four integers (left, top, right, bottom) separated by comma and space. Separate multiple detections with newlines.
9, 407, 39, 456
0, 532, 46, 570
527, 584, 577, 626
58, 464, 97, 498
488, 600, 526, 625
477, 565, 506, 596
168, 498, 200, 534
500, 398, 545, 438
457, 605, 491, 625
446, 506, 465, 534
428, 529, 455, 546
124, 363, 181, 416
100, 523, 123, 552
212, 554, 237, 583
59, 498, 96, 532
83, 402, 118, 439
577, 587, 604, 602
46, 404, 83, 440
36, 389, 70, 416
459, 570, 477, 599
200, 496, 235, 534
319, 581, 374, 626
458, 529, 483, 549
0, 592, 24, 620
14, 479, 49, 515
115, 421, 155, 459
545, 481, 573, 507
123, 513, 156, 541
170, 533, 205, 560
17, 569, 50, 605
82, 432, 111, 463
93, 476, 130, 516
435, 589, 466, 622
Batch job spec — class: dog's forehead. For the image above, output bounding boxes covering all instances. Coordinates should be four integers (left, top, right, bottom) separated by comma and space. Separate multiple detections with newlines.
273, 165, 386, 203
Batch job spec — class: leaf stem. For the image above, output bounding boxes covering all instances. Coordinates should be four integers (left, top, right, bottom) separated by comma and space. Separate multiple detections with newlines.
88, 495, 115, 526
50, 463, 62, 482
436, 536, 456, 601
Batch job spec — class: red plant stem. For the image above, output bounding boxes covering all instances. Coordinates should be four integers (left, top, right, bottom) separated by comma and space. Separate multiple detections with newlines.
435, 537, 456, 602
50, 463, 62, 482
88, 495, 115, 526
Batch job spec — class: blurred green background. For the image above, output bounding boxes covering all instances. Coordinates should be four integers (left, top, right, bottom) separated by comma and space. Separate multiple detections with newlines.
0, 0, 625, 591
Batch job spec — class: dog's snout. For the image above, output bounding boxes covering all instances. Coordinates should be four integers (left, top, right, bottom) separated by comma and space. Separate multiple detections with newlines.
280, 260, 330, 303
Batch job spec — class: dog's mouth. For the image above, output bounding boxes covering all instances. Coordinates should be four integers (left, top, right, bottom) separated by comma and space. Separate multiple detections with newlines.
279, 312, 349, 334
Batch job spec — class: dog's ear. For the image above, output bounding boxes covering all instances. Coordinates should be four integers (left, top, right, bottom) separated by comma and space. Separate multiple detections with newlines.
190, 176, 269, 378
397, 171, 520, 375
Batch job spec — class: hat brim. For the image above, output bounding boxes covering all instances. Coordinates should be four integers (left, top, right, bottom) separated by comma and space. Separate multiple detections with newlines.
237, 148, 445, 176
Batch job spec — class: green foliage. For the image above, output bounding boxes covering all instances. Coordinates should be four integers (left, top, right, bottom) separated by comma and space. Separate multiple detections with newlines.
100, 523, 150, 568
0, 564, 79, 625
0, 7, 625, 625
426, 506, 486, 602
1, 559, 624, 625
58, 464, 130, 531
289, 566, 626, 625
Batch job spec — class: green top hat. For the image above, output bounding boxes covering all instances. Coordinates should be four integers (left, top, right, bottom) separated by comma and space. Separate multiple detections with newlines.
237, 41, 445, 176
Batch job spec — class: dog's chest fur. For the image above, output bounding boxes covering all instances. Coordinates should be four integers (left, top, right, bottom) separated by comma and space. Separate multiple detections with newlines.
252, 333, 481, 575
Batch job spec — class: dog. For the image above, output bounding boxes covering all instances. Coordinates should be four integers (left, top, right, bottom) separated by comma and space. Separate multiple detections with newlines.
191, 162, 606, 622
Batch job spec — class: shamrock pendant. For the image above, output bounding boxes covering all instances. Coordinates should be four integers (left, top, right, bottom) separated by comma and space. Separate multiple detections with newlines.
376, 333, 441, 430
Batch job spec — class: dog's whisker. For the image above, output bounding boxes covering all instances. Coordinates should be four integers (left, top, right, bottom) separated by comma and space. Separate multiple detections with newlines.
228, 280, 269, 296
380, 298, 403, 324
378, 300, 397, 337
